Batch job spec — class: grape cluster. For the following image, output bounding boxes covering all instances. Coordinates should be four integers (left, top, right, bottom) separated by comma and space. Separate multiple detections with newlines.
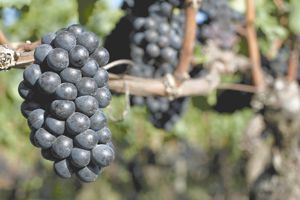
197, 0, 243, 49
18, 24, 114, 182
128, 1, 189, 130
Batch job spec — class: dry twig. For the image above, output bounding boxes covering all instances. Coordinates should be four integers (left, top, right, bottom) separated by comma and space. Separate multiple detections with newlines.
246, 0, 265, 91
174, 0, 199, 82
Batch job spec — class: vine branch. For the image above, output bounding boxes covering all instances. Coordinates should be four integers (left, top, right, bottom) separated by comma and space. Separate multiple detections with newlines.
287, 37, 299, 83
246, 0, 265, 91
174, 0, 199, 83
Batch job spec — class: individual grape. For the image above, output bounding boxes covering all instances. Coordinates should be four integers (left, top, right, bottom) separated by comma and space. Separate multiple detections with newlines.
38, 72, 61, 94
54, 31, 76, 51
76, 77, 97, 96
69, 45, 89, 68
41, 32, 56, 45
157, 23, 170, 35
146, 43, 160, 58
161, 47, 176, 62
77, 31, 100, 54
60, 68, 82, 84
54, 159, 73, 179
76, 163, 100, 182
145, 30, 159, 43
34, 128, 56, 149
41, 148, 56, 161
90, 109, 107, 131
132, 32, 144, 45
66, 112, 90, 136
21, 101, 41, 118
47, 48, 69, 72
34, 44, 53, 64
18, 81, 34, 100
70, 148, 91, 167
157, 36, 170, 48
27, 108, 45, 130
23, 64, 42, 87
133, 17, 145, 30
144, 18, 155, 29
170, 34, 181, 49
93, 68, 108, 88
91, 144, 114, 167
67, 24, 85, 37
81, 58, 99, 77
90, 47, 110, 66
160, 2, 173, 16
96, 127, 111, 144
130, 46, 144, 59
75, 95, 99, 117
30, 131, 40, 147
51, 135, 73, 159
74, 129, 98, 150
45, 116, 65, 136
93, 87, 111, 108
50, 100, 75, 120
55, 83, 78, 100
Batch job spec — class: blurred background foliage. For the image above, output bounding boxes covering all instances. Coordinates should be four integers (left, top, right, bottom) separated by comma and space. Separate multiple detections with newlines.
0, 0, 296, 199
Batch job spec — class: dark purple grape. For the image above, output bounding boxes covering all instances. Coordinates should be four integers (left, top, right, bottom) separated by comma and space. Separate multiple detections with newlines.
34, 128, 56, 149
146, 43, 160, 58
76, 163, 100, 182
90, 47, 109, 66
38, 72, 61, 94
60, 68, 82, 84
69, 45, 89, 68
67, 24, 85, 37
70, 148, 90, 167
161, 47, 176, 62
23, 64, 42, 87
30, 131, 40, 147
96, 127, 111, 144
21, 101, 41, 118
93, 68, 108, 88
51, 135, 73, 159
41, 148, 56, 161
34, 44, 53, 64
93, 87, 111, 108
41, 32, 56, 45
144, 18, 155, 29
133, 18, 145, 30
91, 144, 114, 167
145, 30, 158, 43
77, 31, 100, 54
90, 109, 107, 131
132, 33, 144, 45
55, 83, 77, 100
76, 77, 97, 96
18, 81, 34, 100
27, 108, 45, 130
54, 31, 76, 51
45, 116, 65, 136
54, 159, 73, 178
157, 36, 170, 48
50, 100, 75, 120
81, 58, 99, 77
75, 95, 99, 116
74, 129, 98, 150
47, 48, 69, 72
66, 112, 90, 136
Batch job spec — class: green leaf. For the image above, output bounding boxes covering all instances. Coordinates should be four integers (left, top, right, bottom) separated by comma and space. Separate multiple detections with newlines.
77, 0, 97, 25
289, 0, 300, 34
